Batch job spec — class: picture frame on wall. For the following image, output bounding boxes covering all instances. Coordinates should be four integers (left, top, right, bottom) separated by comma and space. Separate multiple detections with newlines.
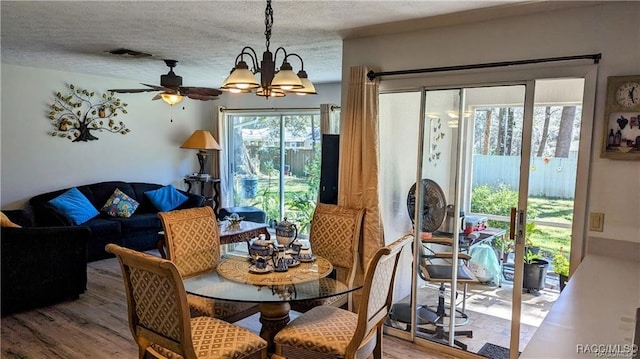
601, 75, 640, 160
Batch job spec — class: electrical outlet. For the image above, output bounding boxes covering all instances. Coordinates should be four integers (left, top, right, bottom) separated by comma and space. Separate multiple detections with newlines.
589, 212, 604, 232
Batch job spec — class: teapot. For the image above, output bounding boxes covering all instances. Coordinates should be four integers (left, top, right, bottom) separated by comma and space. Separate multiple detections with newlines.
247, 235, 274, 263
274, 217, 298, 248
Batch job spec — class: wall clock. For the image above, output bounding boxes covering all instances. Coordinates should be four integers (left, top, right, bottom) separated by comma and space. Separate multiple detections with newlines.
601, 75, 640, 160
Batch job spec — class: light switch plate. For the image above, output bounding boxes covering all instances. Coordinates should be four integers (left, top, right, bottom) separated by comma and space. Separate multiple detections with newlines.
589, 212, 604, 232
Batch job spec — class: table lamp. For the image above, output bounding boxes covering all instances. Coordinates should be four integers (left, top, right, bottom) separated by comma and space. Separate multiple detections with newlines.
180, 130, 221, 176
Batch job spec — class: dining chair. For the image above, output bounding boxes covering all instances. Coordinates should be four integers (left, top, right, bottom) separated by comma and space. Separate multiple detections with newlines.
290, 203, 365, 313
274, 234, 411, 359
158, 206, 259, 323
105, 244, 267, 359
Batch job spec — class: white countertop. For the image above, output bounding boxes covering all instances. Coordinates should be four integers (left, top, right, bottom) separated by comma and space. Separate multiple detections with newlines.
521, 254, 640, 358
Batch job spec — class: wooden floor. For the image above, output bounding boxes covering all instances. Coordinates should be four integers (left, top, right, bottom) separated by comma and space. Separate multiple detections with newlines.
1, 252, 454, 359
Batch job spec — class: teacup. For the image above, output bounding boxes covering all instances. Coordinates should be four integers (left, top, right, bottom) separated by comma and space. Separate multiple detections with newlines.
254, 257, 269, 270
298, 246, 313, 260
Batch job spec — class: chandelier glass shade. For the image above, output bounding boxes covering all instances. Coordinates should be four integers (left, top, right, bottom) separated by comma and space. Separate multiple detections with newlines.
221, 0, 317, 97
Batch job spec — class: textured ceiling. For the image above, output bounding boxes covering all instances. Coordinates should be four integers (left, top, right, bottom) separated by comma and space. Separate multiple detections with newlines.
2, 0, 530, 88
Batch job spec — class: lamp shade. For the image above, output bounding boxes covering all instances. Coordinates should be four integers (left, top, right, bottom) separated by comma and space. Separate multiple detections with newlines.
180, 130, 221, 150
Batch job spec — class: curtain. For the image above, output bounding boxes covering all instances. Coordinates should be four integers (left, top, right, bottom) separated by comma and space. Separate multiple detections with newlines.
338, 66, 384, 309
214, 106, 232, 209
320, 104, 340, 135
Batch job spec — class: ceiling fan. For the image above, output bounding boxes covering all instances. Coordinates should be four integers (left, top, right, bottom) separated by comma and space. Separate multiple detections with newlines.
109, 59, 222, 104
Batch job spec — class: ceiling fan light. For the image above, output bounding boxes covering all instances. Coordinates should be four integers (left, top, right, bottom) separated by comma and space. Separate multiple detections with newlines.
270, 61, 303, 90
220, 61, 260, 90
161, 93, 184, 105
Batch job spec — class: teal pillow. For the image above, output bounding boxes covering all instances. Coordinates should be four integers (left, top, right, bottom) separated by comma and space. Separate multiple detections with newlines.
101, 188, 139, 218
145, 185, 188, 212
48, 187, 99, 225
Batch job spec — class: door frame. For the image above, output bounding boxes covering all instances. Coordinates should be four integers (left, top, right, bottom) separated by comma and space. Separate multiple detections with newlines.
380, 63, 598, 353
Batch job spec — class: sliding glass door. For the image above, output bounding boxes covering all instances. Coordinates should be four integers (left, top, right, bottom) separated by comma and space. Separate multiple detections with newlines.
382, 74, 592, 358
226, 112, 320, 235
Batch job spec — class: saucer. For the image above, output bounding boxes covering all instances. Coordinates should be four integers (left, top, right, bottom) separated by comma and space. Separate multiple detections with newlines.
298, 255, 316, 263
248, 264, 273, 274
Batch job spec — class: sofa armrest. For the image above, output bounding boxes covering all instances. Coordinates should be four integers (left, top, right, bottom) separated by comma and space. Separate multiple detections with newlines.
32, 203, 74, 227
2, 208, 35, 227
177, 190, 206, 209
1, 226, 90, 315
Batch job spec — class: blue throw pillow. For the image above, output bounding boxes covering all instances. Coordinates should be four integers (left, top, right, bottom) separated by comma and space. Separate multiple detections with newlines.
48, 187, 99, 225
145, 185, 188, 212
101, 188, 139, 218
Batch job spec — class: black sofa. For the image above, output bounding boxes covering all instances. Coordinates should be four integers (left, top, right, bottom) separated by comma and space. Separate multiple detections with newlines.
29, 181, 205, 261
1, 209, 90, 316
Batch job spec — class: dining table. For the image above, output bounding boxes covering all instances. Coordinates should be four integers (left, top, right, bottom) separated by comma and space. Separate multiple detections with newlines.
182, 254, 362, 352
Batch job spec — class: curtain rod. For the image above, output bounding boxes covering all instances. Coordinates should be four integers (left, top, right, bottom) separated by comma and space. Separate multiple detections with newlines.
219, 106, 340, 113
367, 53, 601, 81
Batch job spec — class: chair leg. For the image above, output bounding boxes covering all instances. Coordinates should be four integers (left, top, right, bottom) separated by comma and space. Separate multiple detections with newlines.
374, 327, 383, 359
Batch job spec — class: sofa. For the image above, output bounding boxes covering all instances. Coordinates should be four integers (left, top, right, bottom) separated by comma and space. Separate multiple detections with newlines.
29, 181, 205, 261
1, 209, 90, 316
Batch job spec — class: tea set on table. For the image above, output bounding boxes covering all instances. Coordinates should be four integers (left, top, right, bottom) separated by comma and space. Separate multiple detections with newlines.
246, 218, 315, 274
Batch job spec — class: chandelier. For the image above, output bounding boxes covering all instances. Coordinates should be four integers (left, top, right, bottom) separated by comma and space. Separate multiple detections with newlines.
220, 0, 317, 98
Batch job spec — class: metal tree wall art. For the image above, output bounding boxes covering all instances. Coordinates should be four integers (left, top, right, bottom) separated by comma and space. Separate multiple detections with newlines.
48, 84, 130, 142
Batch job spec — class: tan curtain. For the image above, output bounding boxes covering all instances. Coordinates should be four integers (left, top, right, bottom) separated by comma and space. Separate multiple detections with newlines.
212, 106, 231, 210
320, 104, 340, 135
338, 66, 384, 309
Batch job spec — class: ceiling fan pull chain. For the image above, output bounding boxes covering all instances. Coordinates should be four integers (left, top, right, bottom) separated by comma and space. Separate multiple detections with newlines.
264, 0, 273, 51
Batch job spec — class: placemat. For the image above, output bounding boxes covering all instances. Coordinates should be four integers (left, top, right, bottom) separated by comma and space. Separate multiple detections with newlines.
217, 256, 333, 286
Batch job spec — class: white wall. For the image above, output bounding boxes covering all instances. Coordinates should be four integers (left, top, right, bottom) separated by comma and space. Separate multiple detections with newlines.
0, 64, 216, 208
343, 2, 640, 245
0, 63, 341, 209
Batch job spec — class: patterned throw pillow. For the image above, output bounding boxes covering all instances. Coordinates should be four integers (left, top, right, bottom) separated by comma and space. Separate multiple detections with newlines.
0, 211, 21, 228
101, 188, 139, 218
48, 187, 99, 225
144, 184, 188, 212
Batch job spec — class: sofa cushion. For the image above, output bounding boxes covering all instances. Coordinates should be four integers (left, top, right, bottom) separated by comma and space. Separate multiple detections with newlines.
83, 217, 122, 237
111, 213, 161, 233
48, 187, 99, 225
101, 188, 139, 218
144, 185, 188, 212
87, 182, 137, 209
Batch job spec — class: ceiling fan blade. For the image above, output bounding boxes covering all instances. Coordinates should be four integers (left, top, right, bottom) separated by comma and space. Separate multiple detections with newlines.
151, 93, 163, 101
108, 88, 157, 93
184, 93, 220, 101
181, 86, 223, 97
141, 83, 177, 92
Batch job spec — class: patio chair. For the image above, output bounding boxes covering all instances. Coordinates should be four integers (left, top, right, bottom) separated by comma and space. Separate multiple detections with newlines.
158, 206, 259, 323
105, 243, 267, 359
274, 235, 411, 359
290, 203, 365, 313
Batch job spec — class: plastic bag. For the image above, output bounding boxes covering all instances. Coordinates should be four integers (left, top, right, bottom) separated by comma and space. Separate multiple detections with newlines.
469, 244, 501, 284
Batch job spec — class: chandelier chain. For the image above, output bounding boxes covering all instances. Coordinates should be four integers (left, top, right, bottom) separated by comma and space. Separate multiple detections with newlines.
264, 0, 273, 51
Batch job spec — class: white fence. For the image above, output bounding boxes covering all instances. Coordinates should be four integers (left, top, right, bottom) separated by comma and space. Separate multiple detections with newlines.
472, 155, 577, 199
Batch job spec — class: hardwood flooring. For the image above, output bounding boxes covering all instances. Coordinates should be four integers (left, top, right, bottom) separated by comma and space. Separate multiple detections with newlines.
1, 252, 453, 359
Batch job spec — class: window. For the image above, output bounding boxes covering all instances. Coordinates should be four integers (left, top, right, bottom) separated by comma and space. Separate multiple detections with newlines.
226, 112, 321, 236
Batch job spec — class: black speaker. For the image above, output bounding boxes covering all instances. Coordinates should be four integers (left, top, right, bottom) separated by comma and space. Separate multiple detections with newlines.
319, 134, 339, 204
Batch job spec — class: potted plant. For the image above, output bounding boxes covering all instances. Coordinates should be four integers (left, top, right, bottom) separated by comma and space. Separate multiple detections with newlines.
524, 221, 543, 255
552, 248, 570, 292
523, 249, 549, 293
